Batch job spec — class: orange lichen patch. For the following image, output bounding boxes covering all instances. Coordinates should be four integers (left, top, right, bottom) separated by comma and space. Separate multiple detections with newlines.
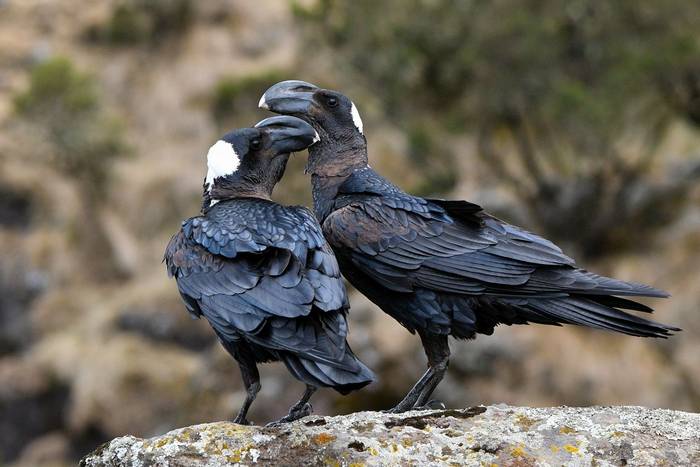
559, 426, 576, 434
154, 438, 169, 448
313, 433, 337, 445
511, 444, 527, 457
550, 445, 560, 453
612, 431, 625, 438
563, 444, 580, 454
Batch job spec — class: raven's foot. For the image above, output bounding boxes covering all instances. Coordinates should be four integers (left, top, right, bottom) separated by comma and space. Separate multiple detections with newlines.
266, 402, 313, 426
385, 399, 446, 413
412, 399, 446, 411
232, 415, 253, 426
384, 400, 416, 414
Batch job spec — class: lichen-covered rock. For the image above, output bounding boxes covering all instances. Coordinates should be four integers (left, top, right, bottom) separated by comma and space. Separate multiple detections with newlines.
81, 405, 700, 466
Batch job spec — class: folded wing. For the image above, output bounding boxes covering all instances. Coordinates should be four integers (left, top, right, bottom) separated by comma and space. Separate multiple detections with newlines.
323, 171, 675, 338
165, 201, 356, 370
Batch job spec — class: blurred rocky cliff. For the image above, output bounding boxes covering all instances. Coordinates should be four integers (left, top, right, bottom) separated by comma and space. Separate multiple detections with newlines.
0, 1, 699, 466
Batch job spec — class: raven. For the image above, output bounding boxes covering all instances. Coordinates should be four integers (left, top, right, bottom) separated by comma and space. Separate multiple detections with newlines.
260, 80, 679, 413
164, 116, 374, 425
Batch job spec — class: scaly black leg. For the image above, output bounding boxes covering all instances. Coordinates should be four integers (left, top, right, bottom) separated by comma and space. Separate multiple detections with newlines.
232, 357, 261, 425
267, 385, 317, 426
388, 333, 450, 413
413, 357, 449, 408
387, 366, 437, 413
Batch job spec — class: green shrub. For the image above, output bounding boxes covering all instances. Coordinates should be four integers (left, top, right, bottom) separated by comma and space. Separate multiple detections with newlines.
85, 0, 193, 46
14, 58, 129, 279
14, 58, 128, 192
211, 70, 288, 125
14, 58, 97, 117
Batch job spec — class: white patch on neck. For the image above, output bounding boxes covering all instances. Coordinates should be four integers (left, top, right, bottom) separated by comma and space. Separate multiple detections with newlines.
350, 102, 363, 134
258, 94, 268, 110
205, 140, 240, 194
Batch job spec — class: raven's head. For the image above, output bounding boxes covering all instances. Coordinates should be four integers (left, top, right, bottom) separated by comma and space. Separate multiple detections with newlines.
259, 80, 367, 176
202, 115, 318, 210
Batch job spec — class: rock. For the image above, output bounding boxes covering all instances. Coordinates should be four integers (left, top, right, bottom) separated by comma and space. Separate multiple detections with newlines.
81, 405, 700, 466
13, 431, 71, 467
0, 184, 33, 229
0, 254, 45, 355
0, 358, 70, 462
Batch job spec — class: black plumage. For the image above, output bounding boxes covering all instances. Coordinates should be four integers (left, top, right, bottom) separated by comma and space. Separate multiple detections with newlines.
260, 80, 678, 413
164, 116, 373, 425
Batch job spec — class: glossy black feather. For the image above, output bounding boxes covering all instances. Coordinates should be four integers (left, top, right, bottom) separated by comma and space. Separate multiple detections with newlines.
165, 197, 373, 390
317, 167, 676, 339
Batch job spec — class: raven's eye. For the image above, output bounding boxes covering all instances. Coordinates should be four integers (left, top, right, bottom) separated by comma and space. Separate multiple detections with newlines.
250, 138, 262, 150
326, 96, 338, 108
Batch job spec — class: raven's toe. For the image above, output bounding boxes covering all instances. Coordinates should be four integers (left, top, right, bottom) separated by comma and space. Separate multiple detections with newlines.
266, 402, 313, 426
413, 399, 446, 410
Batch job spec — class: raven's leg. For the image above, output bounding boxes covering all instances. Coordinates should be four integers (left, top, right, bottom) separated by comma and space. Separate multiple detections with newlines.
232, 356, 261, 425
386, 368, 436, 413
413, 333, 450, 409
267, 384, 317, 426
388, 333, 449, 413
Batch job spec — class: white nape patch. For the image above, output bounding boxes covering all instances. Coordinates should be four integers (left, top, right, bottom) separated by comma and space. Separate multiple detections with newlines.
205, 140, 240, 193
258, 94, 268, 109
350, 102, 364, 134
312, 130, 320, 144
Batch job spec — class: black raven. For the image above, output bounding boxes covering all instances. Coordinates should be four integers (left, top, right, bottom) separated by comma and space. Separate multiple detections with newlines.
260, 81, 679, 413
164, 116, 374, 425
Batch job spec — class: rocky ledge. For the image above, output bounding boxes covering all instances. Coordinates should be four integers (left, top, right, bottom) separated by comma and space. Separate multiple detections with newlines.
81, 405, 700, 466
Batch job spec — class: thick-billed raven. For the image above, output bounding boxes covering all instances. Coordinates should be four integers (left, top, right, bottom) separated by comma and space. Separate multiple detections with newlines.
164, 116, 374, 424
260, 81, 678, 413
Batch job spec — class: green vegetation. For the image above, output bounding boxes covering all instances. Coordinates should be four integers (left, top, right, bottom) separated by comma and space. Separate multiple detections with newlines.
14, 58, 127, 194
15, 58, 96, 116
211, 70, 289, 126
296, 0, 700, 257
85, 0, 193, 45
14, 58, 128, 278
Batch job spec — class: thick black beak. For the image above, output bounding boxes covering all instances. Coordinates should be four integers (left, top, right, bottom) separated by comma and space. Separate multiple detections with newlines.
259, 80, 319, 116
255, 116, 319, 154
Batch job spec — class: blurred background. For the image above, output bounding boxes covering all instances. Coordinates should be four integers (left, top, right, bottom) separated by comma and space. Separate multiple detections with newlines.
0, 0, 699, 465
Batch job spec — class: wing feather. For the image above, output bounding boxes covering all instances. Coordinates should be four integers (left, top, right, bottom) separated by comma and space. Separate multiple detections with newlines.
323, 169, 673, 337
164, 199, 355, 368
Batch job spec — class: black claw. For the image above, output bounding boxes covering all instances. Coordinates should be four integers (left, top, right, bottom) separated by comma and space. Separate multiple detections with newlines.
266, 402, 313, 426
412, 399, 446, 411
385, 402, 415, 414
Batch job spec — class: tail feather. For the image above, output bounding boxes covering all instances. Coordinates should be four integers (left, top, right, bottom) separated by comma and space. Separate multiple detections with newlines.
526, 267, 669, 298
524, 296, 679, 338
575, 270, 670, 298
586, 295, 655, 313
282, 348, 375, 394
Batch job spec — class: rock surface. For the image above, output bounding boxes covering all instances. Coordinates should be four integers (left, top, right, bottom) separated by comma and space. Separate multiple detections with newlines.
81, 405, 700, 466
